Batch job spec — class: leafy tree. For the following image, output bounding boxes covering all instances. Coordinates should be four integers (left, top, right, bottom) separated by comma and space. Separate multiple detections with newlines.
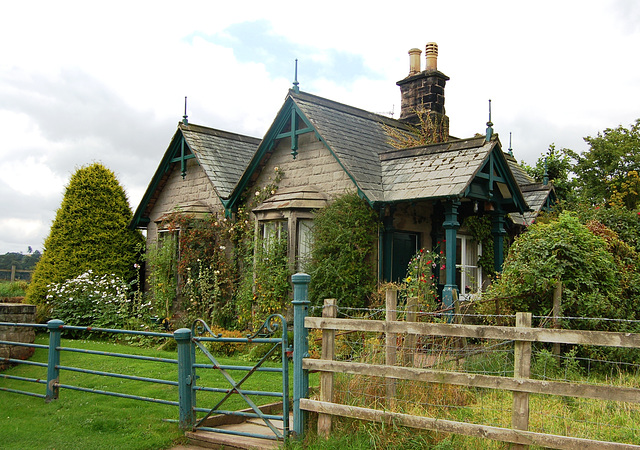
26, 163, 143, 316
521, 144, 573, 201
568, 119, 640, 208
485, 212, 631, 325
307, 193, 379, 310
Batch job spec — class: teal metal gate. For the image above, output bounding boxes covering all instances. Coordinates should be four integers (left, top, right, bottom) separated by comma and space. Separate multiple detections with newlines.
180, 315, 290, 442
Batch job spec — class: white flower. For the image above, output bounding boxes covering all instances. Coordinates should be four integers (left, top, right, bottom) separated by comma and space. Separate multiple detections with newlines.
219, 245, 226, 251
255, 191, 260, 196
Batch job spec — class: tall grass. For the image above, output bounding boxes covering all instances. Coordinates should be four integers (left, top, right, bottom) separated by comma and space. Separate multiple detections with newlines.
0, 280, 28, 298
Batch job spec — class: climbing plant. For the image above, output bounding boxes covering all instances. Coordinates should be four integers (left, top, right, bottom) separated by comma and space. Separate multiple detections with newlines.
307, 192, 380, 310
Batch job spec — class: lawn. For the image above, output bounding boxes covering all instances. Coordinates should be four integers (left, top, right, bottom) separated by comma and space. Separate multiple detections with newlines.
0, 333, 292, 450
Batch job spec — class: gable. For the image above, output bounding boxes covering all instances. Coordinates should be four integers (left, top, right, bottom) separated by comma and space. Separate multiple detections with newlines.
380, 136, 528, 213
224, 90, 410, 213
130, 122, 258, 228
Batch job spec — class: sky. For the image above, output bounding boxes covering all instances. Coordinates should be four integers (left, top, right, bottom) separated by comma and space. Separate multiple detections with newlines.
1, 1, 639, 254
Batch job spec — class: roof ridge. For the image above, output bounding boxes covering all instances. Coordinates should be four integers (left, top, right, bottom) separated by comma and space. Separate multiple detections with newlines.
290, 89, 409, 130
179, 122, 261, 143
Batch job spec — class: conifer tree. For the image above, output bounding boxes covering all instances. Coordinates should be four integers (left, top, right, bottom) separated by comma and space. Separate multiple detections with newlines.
27, 163, 143, 314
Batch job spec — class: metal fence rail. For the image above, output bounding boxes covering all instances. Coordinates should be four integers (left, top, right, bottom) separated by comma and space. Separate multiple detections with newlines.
0, 320, 180, 407
1, 314, 295, 443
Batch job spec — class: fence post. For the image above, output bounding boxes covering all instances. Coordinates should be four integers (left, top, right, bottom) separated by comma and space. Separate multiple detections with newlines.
175, 328, 195, 430
292, 273, 310, 439
46, 319, 63, 402
552, 281, 562, 356
385, 288, 397, 409
403, 297, 418, 366
11, 265, 16, 282
318, 298, 337, 438
511, 312, 532, 450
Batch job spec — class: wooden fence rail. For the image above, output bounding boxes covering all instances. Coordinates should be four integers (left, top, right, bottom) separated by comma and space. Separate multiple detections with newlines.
0, 266, 33, 282
301, 296, 640, 450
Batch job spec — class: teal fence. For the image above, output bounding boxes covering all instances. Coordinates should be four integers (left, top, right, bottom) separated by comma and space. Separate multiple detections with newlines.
0, 275, 313, 443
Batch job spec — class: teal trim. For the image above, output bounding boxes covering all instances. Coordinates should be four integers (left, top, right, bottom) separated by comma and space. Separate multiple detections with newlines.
46, 319, 63, 402
292, 273, 310, 440
175, 328, 196, 430
130, 128, 197, 229
463, 143, 528, 213
442, 200, 460, 321
491, 210, 507, 273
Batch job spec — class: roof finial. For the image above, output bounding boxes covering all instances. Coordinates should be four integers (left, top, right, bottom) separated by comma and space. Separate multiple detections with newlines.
508, 132, 514, 156
543, 157, 549, 186
485, 99, 493, 142
292, 59, 300, 93
182, 96, 188, 125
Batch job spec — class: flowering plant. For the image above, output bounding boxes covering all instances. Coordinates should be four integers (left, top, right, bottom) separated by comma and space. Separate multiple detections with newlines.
46, 270, 132, 329
403, 246, 445, 310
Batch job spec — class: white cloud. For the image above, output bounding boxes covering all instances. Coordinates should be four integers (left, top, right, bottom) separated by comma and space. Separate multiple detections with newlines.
1, 0, 640, 253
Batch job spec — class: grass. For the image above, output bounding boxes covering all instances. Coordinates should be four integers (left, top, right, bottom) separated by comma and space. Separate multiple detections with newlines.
0, 280, 28, 298
0, 333, 292, 450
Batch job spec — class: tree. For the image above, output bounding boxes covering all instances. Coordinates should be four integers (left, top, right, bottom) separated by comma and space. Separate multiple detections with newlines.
26, 163, 143, 315
521, 144, 573, 202
485, 212, 635, 326
569, 119, 640, 208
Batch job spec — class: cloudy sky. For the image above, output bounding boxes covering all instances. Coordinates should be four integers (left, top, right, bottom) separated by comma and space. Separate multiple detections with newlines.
1, 1, 639, 254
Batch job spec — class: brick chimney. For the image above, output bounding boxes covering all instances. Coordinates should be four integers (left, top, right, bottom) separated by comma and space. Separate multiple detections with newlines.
396, 43, 450, 141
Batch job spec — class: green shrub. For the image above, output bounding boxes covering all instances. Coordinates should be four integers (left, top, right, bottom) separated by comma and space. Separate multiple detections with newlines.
485, 212, 625, 324
27, 163, 143, 316
46, 270, 131, 330
308, 193, 379, 309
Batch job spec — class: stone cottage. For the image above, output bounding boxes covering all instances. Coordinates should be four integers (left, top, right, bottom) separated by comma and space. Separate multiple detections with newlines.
130, 43, 554, 310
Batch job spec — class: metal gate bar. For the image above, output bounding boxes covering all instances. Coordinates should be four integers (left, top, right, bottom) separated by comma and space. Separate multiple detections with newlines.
190, 315, 290, 441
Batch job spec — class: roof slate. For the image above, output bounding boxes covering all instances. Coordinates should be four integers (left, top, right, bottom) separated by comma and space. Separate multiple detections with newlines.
291, 91, 406, 203
506, 158, 554, 226
380, 137, 495, 202
181, 123, 260, 199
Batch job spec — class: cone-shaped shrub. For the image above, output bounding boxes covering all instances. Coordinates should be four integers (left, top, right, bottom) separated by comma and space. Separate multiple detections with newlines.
27, 163, 143, 316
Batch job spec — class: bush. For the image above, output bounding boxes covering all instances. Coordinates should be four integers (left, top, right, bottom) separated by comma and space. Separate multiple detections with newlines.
27, 163, 143, 314
485, 212, 626, 325
308, 193, 379, 309
46, 270, 132, 330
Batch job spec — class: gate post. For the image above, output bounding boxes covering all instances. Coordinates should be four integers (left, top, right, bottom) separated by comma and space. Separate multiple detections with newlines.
292, 273, 310, 439
175, 328, 195, 430
46, 319, 63, 402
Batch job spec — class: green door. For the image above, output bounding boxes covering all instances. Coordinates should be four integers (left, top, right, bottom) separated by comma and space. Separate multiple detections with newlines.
391, 232, 419, 282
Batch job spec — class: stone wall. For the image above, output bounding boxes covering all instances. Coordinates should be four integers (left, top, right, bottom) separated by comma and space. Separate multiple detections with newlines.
147, 159, 224, 244
0, 303, 36, 371
252, 132, 356, 197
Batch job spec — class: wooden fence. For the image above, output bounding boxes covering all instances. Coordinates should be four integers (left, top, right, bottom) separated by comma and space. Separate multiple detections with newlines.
301, 293, 640, 449
0, 266, 33, 282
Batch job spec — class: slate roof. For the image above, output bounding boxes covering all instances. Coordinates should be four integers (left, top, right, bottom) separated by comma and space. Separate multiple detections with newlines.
379, 136, 497, 202
180, 123, 260, 199
506, 157, 555, 226
130, 122, 259, 228
290, 91, 408, 203
230, 90, 528, 213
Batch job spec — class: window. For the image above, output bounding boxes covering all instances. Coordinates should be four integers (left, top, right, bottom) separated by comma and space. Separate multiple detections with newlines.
456, 235, 482, 299
259, 220, 286, 249
297, 219, 314, 271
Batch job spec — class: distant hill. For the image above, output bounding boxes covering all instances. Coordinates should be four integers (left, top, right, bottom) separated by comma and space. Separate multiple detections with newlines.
0, 251, 41, 278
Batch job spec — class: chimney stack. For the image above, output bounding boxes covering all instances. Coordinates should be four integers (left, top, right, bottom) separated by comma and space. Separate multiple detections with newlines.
408, 48, 422, 75
396, 42, 450, 142
425, 42, 438, 70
